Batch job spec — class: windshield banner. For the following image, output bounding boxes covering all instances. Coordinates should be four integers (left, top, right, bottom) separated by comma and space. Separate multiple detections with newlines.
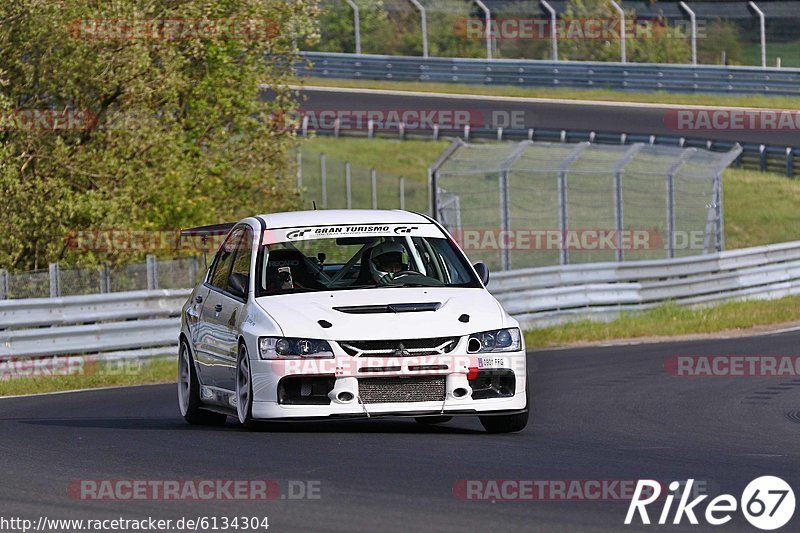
262, 224, 443, 244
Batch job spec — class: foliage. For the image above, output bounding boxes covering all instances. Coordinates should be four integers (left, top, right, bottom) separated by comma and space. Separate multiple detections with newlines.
0, 0, 320, 271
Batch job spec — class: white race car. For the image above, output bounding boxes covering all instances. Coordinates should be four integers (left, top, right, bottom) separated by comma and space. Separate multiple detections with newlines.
178, 210, 529, 432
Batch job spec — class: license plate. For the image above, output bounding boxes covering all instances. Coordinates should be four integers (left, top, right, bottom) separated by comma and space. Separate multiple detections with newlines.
477, 356, 507, 369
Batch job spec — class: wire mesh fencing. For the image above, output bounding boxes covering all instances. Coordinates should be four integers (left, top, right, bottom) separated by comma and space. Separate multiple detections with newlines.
297, 148, 429, 213
432, 140, 741, 272
0, 256, 203, 300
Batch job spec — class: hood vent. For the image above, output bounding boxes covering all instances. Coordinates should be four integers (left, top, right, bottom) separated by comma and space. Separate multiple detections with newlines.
333, 302, 442, 314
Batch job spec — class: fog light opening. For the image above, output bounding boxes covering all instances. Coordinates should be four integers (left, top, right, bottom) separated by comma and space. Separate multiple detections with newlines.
467, 338, 482, 353
453, 387, 469, 399
337, 391, 355, 403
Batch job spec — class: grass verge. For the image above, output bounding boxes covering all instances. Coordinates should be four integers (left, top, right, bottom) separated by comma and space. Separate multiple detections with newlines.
524, 296, 800, 349
301, 77, 800, 110
0, 358, 176, 397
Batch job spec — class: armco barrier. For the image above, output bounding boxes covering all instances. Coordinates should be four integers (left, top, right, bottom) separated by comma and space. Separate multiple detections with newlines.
488, 240, 800, 327
2, 242, 800, 362
298, 51, 800, 96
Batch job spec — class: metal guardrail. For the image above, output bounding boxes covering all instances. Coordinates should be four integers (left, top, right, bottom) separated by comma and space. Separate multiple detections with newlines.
0, 289, 190, 361
310, 122, 798, 178
488, 240, 800, 327
299, 52, 800, 96
2, 241, 800, 363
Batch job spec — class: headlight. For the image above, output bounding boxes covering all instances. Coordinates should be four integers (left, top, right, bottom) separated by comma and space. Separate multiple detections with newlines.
467, 328, 521, 353
259, 337, 334, 359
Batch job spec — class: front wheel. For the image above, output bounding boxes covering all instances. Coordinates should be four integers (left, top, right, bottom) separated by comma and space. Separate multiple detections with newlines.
178, 340, 227, 426
236, 343, 254, 426
479, 387, 530, 434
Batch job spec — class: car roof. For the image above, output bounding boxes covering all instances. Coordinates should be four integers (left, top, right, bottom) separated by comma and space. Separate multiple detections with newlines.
255, 209, 431, 229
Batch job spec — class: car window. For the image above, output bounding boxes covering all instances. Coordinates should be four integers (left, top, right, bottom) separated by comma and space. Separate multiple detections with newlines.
209, 228, 243, 290
229, 227, 253, 291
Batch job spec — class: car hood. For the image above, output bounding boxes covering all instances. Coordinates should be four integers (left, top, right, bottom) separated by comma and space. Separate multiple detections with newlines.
255, 287, 509, 340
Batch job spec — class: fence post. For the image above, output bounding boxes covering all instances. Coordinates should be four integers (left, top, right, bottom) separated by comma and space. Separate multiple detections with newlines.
540, 0, 558, 61
189, 257, 199, 287
100, 264, 111, 293
399, 177, 406, 210
0, 269, 8, 299
371, 168, 377, 209
499, 170, 511, 270
49, 262, 60, 298
320, 154, 327, 208
786, 147, 793, 178
759, 144, 767, 171
345, 162, 352, 209
146, 255, 158, 290
296, 150, 302, 189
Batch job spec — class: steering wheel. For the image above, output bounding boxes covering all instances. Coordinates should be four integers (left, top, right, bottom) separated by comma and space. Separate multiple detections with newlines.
392, 270, 420, 278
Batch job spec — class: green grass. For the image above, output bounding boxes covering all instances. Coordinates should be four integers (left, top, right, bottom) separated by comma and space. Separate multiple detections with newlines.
743, 41, 800, 69
0, 358, 176, 397
724, 167, 800, 248
524, 296, 800, 349
301, 77, 800, 110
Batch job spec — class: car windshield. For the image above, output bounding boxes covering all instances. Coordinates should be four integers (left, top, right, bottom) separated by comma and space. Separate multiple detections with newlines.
256, 233, 480, 296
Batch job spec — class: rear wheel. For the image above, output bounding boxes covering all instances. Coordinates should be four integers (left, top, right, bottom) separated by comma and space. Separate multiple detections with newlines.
415, 416, 453, 425
236, 343, 254, 426
479, 387, 530, 434
178, 340, 227, 426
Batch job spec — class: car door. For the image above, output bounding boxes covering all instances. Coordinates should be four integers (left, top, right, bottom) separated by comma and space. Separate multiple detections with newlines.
214, 226, 253, 391
195, 228, 243, 388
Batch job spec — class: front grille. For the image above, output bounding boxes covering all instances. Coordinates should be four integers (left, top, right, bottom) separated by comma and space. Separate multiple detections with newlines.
339, 337, 459, 357
358, 376, 446, 403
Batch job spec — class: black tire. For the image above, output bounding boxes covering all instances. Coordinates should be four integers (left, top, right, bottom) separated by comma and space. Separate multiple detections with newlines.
235, 343, 255, 427
178, 340, 227, 426
479, 387, 530, 434
415, 416, 453, 425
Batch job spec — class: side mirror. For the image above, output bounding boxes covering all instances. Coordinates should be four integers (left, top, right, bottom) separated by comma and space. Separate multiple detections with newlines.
228, 273, 248, 298
473, 262, 489, 285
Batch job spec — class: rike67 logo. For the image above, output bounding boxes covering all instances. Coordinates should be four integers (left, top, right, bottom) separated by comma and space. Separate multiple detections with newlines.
626, 477, 795, 530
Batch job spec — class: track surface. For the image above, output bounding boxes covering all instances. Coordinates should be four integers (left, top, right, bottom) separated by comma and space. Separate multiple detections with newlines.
298, 87, 800, 146
1, 331, 799, 532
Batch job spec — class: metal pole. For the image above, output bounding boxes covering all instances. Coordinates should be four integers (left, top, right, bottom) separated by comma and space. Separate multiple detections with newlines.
345, 0, 361, 54
371, 168, 377, 209
665, 148, 696, 258
679, 2, 697, 65
716, 172, 724, 251
428, 167, 435, 218
749, 2, 766, 68
188, 258, 197, 287
399, 177, 406, 210
296, 150, 302, 189
101, 263, 111, 293
320, 154, 327, 208
540, 0, 558, 61
0, 268, 8, 299
499, 170, 510, 271
612, 144, 643, 262
146, 255, 158, 290
609, 0, 626, 63
345, 162, 352, 209
49, 263, 60, 297
409, 0, 428, 57
474, 0, 492, 60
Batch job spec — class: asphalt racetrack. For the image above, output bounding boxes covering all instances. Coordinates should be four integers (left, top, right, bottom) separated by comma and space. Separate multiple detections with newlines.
297, 86, 800, 147
1, 330, 799, 531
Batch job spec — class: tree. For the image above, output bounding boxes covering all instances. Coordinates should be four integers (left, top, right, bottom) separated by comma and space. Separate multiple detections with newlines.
0, 0, 319, 271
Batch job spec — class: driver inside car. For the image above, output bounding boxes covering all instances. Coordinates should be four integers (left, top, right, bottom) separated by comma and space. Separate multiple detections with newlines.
369, 241, 411, 285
